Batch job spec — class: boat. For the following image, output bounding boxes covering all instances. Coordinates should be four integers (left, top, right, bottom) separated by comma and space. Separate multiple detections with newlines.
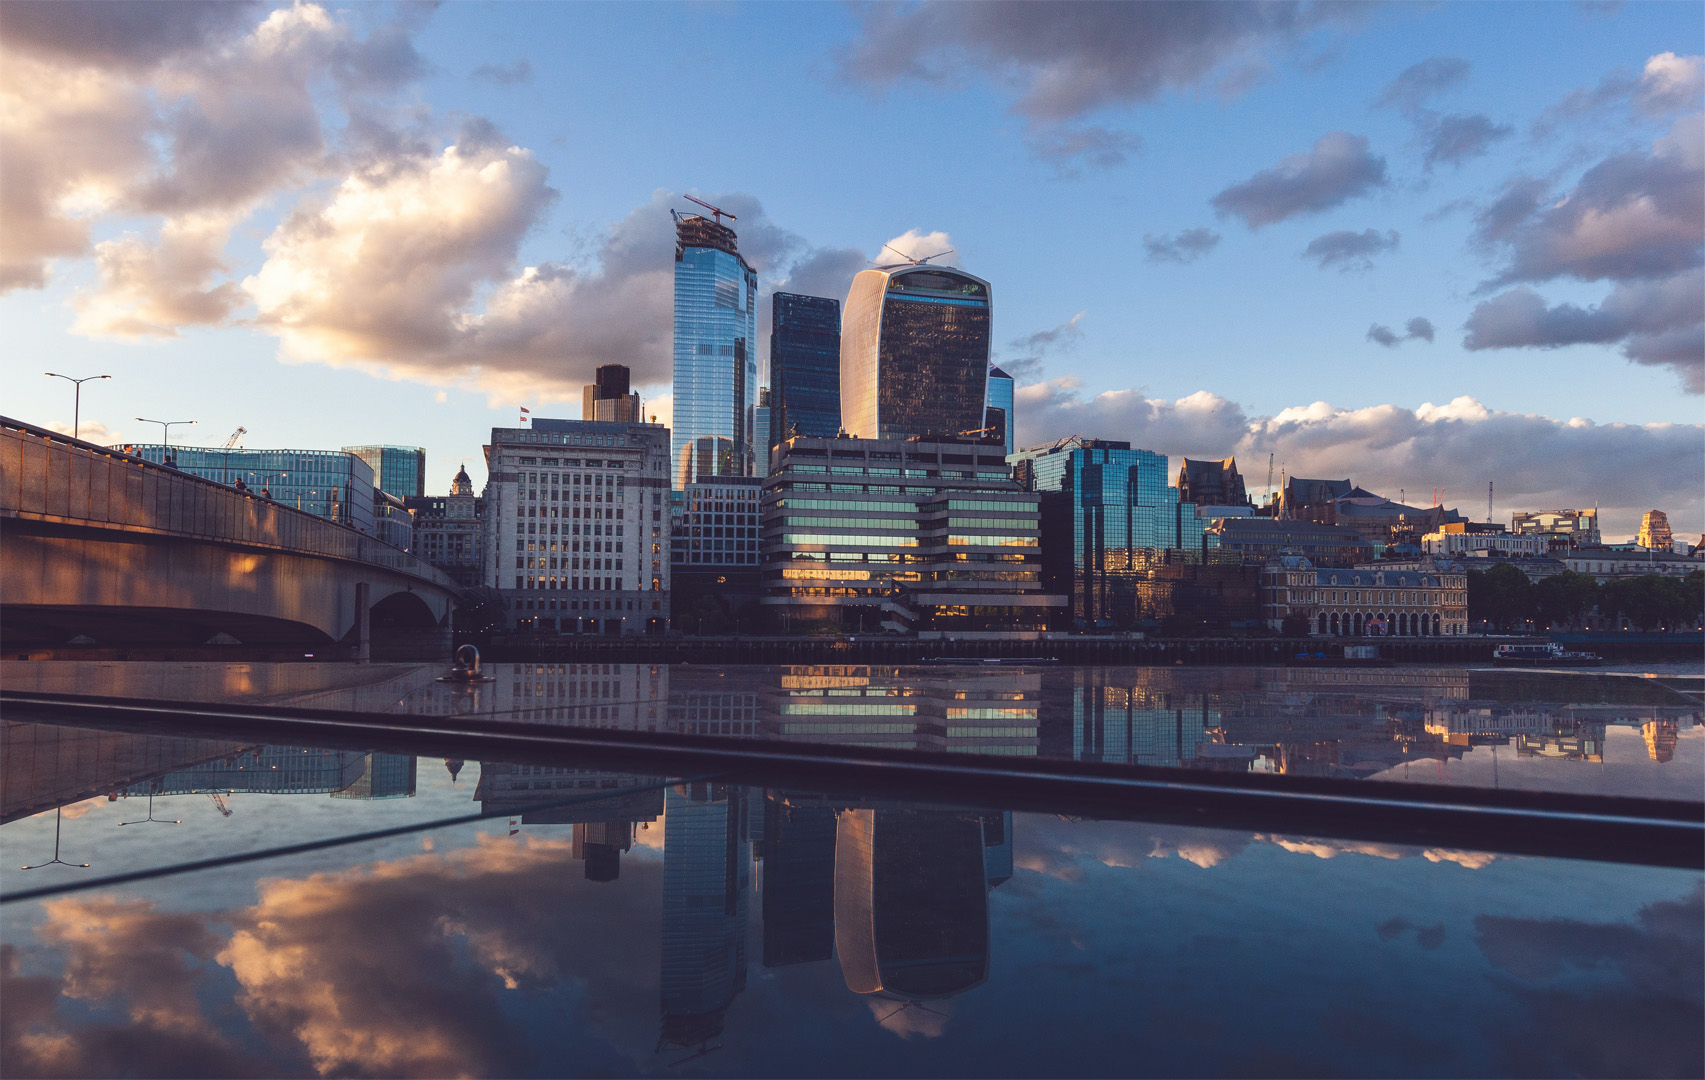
1492, 643, 1602, 667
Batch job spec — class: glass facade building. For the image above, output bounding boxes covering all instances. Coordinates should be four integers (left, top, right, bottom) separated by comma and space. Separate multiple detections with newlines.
1010, 438, 1211, 628
841, 266, 991, 441
769, 292, 842, 449
121, 444, 376, 535
342, 445, 426, 499
672, 214, 758, 486
985, 365, 1014, 456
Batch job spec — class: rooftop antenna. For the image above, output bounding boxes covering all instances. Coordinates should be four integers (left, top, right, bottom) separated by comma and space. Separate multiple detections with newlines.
682, 194, 736, 225
875, 242, 956, 270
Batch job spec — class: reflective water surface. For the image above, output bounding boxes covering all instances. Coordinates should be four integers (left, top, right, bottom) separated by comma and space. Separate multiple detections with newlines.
1, 662, 1701, 1077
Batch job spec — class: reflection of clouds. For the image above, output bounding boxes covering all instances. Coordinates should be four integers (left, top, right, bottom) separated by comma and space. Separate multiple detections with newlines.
1256, 835, 1406, 861
54, 797, 107, 821
1474, 882, 1704, 1076
1015, 817, 1249, 878
866, 998, 952, 1040
1422, 848, 1497, 869
4, 833, 667, 1078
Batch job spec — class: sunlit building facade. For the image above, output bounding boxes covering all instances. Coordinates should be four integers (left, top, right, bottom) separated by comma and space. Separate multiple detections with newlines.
121, 444, 376, 535
770, 292, 842, 450
672, 213, 758, 485
342, 444, 426, 499
841, 265, 991, 441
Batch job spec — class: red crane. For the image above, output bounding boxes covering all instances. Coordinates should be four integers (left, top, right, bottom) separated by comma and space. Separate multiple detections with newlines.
683, 194, 736, 225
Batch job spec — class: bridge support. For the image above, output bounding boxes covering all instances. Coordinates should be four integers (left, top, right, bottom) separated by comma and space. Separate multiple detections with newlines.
356, 582, 371, 663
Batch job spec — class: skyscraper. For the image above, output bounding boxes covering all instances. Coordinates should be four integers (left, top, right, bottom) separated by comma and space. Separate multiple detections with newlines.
582, 364, 641, 423
985, 364, 1014, 456
770, 292, 842, 446
671, 209, 757, 488
841, 264, 991, 441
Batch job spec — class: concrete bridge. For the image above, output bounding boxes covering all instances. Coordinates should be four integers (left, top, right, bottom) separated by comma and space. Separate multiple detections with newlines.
1, 417, 461, 654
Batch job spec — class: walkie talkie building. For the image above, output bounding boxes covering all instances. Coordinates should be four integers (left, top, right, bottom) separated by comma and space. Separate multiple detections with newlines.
840, 265, 991, 441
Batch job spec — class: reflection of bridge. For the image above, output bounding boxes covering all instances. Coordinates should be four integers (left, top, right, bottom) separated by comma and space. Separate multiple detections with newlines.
0, 721, 248, 823
1, 418, 459, 652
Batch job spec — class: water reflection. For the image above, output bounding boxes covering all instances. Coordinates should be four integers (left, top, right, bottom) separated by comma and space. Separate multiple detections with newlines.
1, 717, 1700, 1078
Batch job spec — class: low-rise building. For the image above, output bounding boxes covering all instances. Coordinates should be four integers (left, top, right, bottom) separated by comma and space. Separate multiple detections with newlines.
1511, 508, 1601, 547
1209, 518, 1372, 567
1261, 554, 1468, 636
761, 435, 1061, 634
406, 465, 486, 588
671, 476, 763, 632
481, 418, 672, 635
1563, 547, 1701, 581
1421, 530, 1547, 557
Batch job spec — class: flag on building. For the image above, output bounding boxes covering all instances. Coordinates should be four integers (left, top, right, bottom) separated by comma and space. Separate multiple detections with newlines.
519, 406, 531, 424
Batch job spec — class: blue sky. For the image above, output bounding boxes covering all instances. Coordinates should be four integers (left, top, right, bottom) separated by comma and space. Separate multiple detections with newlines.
1, 1, 1699, 538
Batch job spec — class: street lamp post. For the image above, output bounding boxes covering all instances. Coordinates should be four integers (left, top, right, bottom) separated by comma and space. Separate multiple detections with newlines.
135, 417, 197, 460
44, 373, 111, 440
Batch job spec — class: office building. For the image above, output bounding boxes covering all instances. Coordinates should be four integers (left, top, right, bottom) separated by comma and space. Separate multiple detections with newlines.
672, 209, 758, 486
677, 434, 739, 491
660, 782, 750, 1048
670, 476, 763, 632
120, 444, 376, 535
1510, 508, 1601, 547
1562, 547, 1700, 581
582, 363, 642, 423
1637, 510, 1673, 550
1260, 554, 1469, 637
985, 365, 1014, 456
342, 445, 426, 499
480, 418, 671, 635
760, 435, 1061, 634
752, 387, 772, 470
1421, 529, 1546, 557
405, 465, 486, 589
841, 264, 991, 441
373, 489, 413, 552
1207, 518, 1373, 566
1010, 438, 1210, 628
769, 292, 842, 450
1176, 457, 1247, 508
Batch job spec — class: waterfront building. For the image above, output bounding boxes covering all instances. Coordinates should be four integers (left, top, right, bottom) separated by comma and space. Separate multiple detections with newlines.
120, 444, 376, 534
405, 465, 486, 588
582, 363, 642, 423
1009, 437, 1210, 628
1637, 510, 1674, 550
672, 210, 758, 485
1177, 457, 1248, 508
760, 435, 1060, 634
670, 476, 763, 632
985, 365, 1014, 456
1259, 554, 1468, 637
1133, 553, 1262, 631
660, 782, 750, 1047
1421, 529, 1546, 557
1562, 547, 1701, 581
342, 444, 426, 499
769, 292, 842, 450
1207, 518, 1373, 567
480, 418, 671, 635
1511, 508, 1601, 547
841, 264, 991, 441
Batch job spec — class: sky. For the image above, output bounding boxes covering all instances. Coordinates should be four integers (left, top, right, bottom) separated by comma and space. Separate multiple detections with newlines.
1, 0, 1700, 541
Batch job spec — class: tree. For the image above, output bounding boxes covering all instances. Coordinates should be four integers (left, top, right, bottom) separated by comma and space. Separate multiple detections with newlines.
1467, 563, 1534, 631
1533, 571, 1599, 630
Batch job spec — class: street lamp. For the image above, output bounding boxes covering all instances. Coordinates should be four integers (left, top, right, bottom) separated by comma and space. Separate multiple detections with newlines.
135, 417, 197, 459
44, 372, 111, 440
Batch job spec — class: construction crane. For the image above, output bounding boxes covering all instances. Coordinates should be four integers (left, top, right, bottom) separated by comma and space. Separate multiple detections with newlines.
955, 425, 1000, 439
222, 426, 246, 449
682, 194, 735, 225
206, 792, 232, 817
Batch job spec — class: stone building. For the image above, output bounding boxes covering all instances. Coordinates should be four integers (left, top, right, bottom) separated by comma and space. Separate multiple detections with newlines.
1176, 457, 1248, 509
1636, 510, 1673, 551
1260, 554, 1468, 637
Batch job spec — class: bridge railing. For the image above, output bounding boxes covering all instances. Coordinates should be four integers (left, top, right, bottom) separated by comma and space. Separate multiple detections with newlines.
1, 417, 459, 591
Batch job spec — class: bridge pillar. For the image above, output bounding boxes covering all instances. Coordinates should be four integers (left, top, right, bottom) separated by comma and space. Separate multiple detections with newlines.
356, 582, 371, 663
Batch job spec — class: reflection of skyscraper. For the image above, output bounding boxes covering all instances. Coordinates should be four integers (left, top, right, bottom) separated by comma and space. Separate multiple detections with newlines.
835, 808, 990, 1001
1643, 719, 1678, 763
330, 753, 417, 799
760, 794, 837, 967
672, 210, 758, 486
659, 783, 750, 1048
841, 264, 991, 441
572, 820, 633, 882
980, 811, 1013, 888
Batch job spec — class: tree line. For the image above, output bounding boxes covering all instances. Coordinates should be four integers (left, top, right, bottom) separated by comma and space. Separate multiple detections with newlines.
1467, 564, 1705, 632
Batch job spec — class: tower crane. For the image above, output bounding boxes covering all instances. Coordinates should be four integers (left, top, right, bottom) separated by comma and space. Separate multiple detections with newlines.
222, 426, 246, 449
206, 792, 232, 817
876, 243, 955, 270
682, 194, 736, 225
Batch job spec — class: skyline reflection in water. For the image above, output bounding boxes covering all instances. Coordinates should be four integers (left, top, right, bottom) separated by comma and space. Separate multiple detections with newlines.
1, 725, 1700, 1078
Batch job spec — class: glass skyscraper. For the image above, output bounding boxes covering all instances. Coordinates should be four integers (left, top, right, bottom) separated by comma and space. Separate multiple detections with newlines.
1010, 438, 1211, 627
769, 292, 841, 448
672, 212, 757, 487
841, 265, 991, 441
342, 445, 426, 499
985, 365, 1014, 456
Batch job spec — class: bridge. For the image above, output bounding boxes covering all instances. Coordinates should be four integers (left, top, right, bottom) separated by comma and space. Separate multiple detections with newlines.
1, 417, 461, 655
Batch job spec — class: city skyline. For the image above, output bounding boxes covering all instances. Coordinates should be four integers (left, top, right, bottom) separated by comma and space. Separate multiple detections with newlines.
0, 2, 1700, 540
